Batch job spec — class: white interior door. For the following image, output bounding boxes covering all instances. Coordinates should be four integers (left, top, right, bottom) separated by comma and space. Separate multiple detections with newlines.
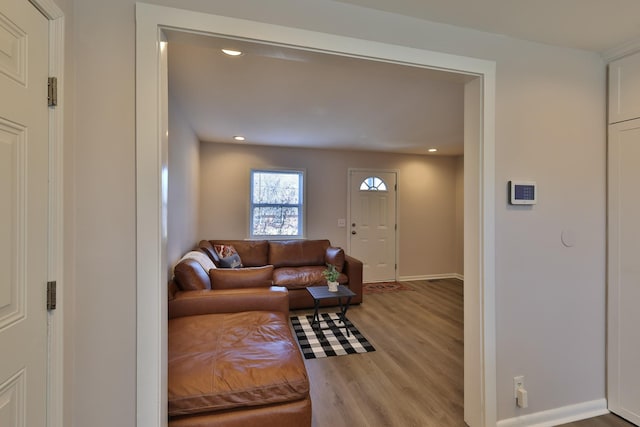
349, 170, 397, 283
0, 0, 49, 425
608, 119, 640, 425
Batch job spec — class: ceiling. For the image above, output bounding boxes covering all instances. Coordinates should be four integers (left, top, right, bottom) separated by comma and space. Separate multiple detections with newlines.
168, 31, 467, 156
336, 0, 640, 52
167, 1, 640, 156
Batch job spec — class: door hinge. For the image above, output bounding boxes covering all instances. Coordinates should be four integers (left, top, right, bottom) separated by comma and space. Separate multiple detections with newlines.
395, 264, 397, 270
47, 281, 57, 310
48, 77, 58, 107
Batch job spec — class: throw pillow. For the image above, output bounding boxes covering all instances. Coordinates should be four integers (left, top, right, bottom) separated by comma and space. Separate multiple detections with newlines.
213, 244, 243, 268
209, 265, 274, 290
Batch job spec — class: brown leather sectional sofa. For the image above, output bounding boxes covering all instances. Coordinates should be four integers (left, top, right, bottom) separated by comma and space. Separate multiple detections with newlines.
168, 285, 311, 426
167, 239, 362, 426
197, 239, 363, 309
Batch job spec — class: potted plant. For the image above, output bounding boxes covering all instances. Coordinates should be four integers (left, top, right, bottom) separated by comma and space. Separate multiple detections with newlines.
323, 263, 340, 292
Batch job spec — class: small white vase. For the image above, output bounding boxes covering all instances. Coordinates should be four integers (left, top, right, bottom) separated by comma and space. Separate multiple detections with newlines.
328, 281, 339, 292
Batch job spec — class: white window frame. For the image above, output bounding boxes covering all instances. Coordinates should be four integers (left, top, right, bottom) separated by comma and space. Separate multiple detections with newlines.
359, 175, 388, 191
249, 168, 306, 239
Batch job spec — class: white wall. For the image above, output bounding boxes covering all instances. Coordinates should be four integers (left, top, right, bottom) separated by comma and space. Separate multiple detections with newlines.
198, 142, 461, 278
71, 1, 136, 425
455, 156, 464, 275
463, 76, 484, 425
494, 52, 606, 419
167, 95, 200, 270
65, 0, 605, 425
49, 0, 76, 425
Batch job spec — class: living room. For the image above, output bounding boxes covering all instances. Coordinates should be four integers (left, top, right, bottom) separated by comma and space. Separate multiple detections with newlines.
166, 34, 469, 423
165, 32, 466, 281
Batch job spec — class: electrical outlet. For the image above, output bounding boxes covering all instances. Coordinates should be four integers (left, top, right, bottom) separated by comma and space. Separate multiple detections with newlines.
513, 375, 524, 398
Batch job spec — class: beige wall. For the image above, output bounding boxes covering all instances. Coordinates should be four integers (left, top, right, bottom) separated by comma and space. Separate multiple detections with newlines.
199, 142, 461, 278
64, 0, 606, 425
167, 96, 200, 270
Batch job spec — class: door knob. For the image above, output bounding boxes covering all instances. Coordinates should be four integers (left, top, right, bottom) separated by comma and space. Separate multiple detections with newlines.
351, 230, 357, 235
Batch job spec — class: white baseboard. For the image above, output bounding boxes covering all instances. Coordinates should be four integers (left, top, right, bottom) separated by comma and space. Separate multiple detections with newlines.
496, 399, 608, 427
399, 273, 463, 282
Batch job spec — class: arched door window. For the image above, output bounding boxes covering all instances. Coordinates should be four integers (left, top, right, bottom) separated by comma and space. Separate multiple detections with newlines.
359, 176, 388, 191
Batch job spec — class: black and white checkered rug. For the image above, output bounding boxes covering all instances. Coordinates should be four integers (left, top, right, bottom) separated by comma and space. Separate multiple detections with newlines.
290, 313, 376, 359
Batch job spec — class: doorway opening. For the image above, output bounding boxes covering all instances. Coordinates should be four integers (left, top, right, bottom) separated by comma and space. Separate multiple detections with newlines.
136, 4, 496, 426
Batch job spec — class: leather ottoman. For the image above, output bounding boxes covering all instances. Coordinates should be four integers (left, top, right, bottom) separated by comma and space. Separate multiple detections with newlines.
168, 309, 311, 426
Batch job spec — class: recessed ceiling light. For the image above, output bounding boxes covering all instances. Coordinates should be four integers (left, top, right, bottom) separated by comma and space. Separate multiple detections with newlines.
428, 148, 438, 153
222, 49, 243, 56
233, 136, 246, 141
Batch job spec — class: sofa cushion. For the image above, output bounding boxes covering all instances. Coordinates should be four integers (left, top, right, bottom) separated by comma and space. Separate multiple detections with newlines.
209, 240, 269, 267
198, 240, 220, 265
168, 311, 309, 416
173, 258, 211, 291
209, 265, 274, 290
268, 240, 330, 268
273, 266, 348, 290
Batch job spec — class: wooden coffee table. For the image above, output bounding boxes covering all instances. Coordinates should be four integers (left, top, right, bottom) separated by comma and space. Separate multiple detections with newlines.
306, 285, 356, 336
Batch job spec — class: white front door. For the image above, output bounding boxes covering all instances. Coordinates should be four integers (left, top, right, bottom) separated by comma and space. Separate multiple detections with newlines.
0, 0, 50, 425
349, 170, 397, 283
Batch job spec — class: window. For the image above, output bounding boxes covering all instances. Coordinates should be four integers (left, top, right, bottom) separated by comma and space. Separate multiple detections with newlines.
250, 169, 305, 238
359, 176, 388, 191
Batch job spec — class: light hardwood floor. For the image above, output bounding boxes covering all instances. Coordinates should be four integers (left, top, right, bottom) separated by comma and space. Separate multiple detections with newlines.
291, 279, 637, 427
292, 279, 465, 427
